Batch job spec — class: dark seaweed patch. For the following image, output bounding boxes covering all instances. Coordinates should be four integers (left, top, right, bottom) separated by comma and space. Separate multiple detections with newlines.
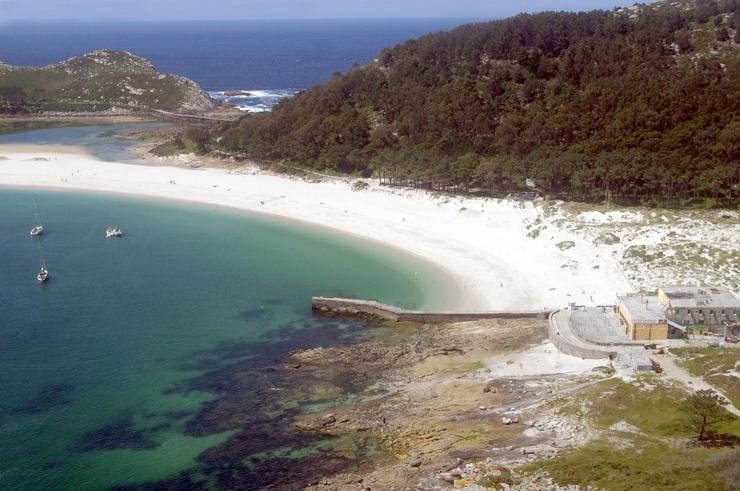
14, 383, 74, 415
112, 469, 208, 491
131, 315, 386, 489
209, 454, 355, 490
240, 306, 274, 324
72, 418, 159, 452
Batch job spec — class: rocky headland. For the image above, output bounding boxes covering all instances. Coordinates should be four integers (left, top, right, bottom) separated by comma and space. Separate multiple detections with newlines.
0, 50, 215, 113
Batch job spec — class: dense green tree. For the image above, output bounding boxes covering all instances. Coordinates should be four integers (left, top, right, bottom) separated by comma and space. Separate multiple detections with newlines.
209, 0, 740, 206
0, 86, 27, 113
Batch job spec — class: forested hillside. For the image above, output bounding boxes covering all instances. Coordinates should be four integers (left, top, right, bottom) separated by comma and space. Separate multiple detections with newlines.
215, 0, 739, 205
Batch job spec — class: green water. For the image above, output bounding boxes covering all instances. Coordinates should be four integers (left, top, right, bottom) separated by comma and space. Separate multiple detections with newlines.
0, 188, 454, 490
0, 122, 168, 161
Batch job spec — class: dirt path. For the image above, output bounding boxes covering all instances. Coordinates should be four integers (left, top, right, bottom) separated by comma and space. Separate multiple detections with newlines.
657, 354, 740, 417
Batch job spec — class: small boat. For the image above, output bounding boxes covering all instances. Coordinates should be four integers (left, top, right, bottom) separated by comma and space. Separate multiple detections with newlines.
106, 227, 123, 238
30, 202, 44, 236
35, 233, 49, 283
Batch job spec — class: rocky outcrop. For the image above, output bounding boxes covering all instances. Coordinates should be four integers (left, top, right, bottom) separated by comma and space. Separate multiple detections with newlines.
593, 232, 621, 246
0, 50, 214, 113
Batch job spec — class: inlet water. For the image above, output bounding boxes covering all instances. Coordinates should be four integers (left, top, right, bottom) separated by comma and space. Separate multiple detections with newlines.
0, 188, 454, 490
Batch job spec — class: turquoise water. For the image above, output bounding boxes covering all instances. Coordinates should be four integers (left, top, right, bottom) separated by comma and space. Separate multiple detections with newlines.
0, 122, 168, 161
0, 188, 453, 490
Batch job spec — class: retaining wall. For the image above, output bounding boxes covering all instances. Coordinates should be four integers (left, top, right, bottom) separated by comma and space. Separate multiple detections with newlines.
311, 297, 552, 323
548, 310, 617, 360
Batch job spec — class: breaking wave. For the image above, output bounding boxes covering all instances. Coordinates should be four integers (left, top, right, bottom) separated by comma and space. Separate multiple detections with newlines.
209, 88, 300, 113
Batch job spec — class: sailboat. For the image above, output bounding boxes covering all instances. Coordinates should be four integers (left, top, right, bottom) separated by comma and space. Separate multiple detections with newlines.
105, 227, 123, 238
36, 241, 49, 283
30, 202, 44, 237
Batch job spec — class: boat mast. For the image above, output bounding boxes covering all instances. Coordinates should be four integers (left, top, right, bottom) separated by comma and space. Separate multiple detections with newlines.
37, 239, 46, 270
33, 200, 42, 227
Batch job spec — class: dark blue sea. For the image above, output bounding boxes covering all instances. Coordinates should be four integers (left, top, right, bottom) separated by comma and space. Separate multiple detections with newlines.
0, 19, 476, 111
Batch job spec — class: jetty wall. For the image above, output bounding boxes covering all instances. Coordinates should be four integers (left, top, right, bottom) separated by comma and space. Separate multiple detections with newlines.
311, 297, 552, 323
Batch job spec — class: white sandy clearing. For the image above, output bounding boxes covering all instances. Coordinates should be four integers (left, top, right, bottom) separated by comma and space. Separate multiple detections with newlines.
0, 148, 632, 310
485, 343, 605, 377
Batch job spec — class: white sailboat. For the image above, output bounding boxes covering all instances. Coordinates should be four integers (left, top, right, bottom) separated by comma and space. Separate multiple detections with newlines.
106, 227, 123, 238
30, 202, 44, 236
36, 242, 49, 283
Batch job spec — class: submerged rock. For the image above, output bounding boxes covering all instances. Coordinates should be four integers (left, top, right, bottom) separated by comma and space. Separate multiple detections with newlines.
72, 418, 159, 452
14, 383, 74, 415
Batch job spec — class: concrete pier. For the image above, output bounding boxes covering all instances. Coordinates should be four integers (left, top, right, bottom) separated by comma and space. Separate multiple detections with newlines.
311, 297, 553, 323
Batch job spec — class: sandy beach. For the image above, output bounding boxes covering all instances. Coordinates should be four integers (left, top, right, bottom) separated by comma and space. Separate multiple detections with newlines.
0, 147, 632, 310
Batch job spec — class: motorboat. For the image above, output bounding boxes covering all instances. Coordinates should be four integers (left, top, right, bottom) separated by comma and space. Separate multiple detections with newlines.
30, 225, 44, 237
37, 267, 49, 282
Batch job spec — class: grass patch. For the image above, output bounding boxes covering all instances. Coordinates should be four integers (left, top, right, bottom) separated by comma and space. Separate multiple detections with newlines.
561, 378, 690, 437
592, 366, 616, 376
672, 348, 740, 408
557, 376, 740, 437
524, 439, 737, 490
149, 140, 185, 157
524, 376, 740, 489
460, 361, 486, 374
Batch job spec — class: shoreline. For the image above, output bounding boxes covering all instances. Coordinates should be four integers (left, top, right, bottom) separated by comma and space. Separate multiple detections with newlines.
0, 145, 632, 311
5, 181, 465, 310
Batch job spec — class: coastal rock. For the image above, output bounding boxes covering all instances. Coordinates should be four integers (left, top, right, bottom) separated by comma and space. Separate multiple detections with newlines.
438, 472, 455, 482
593, 232, 621, 246
352, 181, 369, 192
321, 414, 337, 427
223, 90, 253, 96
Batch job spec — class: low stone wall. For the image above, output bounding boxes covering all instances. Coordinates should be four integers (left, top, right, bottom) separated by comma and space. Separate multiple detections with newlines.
311, 297, 552, 323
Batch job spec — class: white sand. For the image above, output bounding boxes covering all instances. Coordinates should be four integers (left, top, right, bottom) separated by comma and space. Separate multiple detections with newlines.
484, 342, 605, 377
0, 149, 632, 310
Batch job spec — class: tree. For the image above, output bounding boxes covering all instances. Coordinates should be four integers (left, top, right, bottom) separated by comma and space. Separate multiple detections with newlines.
675, 30, 693, 53
185, 126, 210, 154
0, 86, 27, 112
682, 389, 731, 441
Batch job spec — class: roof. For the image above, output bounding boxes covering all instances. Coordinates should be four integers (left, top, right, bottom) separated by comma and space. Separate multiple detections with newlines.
660, 286, 740, 309
617, 294, 666, 324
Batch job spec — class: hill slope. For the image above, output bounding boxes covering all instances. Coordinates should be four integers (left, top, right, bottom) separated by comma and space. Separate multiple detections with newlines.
0, 50, 214, 113
216, 0, 739, 205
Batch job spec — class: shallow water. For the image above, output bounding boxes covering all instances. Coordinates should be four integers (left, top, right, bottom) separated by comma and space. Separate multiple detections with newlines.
0, 122, 168, 162
0, 189, 453, 490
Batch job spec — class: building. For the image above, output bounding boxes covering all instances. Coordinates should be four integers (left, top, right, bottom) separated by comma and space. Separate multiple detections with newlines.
616, 286, 740, 341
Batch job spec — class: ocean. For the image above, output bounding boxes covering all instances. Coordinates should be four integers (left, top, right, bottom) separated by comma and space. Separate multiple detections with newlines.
0, 188, 452, 490
0, 19, 476, 111
0, 20, 466, 487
